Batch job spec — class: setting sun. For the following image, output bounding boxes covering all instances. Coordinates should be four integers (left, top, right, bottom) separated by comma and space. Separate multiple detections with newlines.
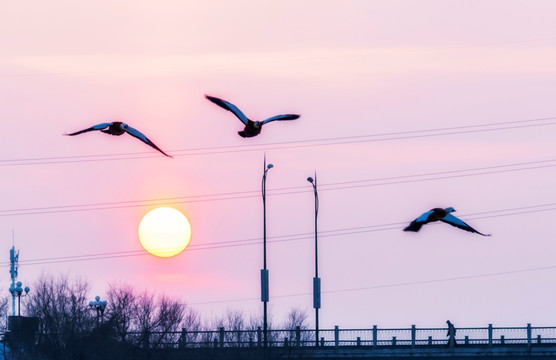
138, 207, 192, 258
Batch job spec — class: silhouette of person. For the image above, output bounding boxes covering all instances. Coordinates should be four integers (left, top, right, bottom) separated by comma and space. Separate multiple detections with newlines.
446, 320, 457, 347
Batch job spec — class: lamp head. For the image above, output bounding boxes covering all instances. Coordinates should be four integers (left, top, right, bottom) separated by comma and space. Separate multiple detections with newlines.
267, 164, 273, 169
24, 286, 30, 294
307, 177, 314, 183
95, 295, 100, 301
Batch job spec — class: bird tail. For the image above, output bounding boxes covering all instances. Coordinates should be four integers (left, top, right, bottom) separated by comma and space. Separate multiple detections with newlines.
403, 221, 423, 232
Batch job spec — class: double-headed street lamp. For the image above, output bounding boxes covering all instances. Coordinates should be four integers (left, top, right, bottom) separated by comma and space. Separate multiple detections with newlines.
307, 174, 321, 346
261, 158, 273, 348
89, 295, 108, 325
9, 281, 30, 316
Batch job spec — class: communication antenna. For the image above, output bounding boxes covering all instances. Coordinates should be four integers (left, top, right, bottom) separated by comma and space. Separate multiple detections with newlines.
9, 229, 19, 316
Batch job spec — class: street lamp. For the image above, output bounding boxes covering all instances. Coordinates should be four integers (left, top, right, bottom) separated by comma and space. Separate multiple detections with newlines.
307, 174, 320, 346
9, 281, 30, 316
89, 296, 108, 325
261, 158, 273, 348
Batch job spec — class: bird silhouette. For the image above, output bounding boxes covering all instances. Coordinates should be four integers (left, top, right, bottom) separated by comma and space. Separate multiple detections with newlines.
64, 122, 172, 157
205, 95, 300, 138
404, 207, 490, 236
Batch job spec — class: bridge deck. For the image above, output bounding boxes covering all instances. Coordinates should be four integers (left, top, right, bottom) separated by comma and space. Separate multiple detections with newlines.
159, 343, 556, 359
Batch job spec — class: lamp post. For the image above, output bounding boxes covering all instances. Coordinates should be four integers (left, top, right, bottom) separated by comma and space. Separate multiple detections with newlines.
261, 158, 273, 348
9, 281, 29, 316
307, 174, 320, 346
89, 296, 108, 325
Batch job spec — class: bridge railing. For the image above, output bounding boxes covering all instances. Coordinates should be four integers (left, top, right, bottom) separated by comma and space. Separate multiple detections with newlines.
31, 324, 556, 349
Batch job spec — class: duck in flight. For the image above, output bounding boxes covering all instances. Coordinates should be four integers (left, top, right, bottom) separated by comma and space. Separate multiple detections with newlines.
64, 122, 172, 157
404, 207, 490, 236
205, 95, 300, 138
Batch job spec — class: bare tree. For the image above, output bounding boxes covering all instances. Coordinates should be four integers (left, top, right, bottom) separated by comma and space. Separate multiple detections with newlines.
13, 275, 324, 356
282, 307, 309, 330
0, 295, 8, 360
126, 289, 155, 349
198, 315, 219, 346
105, 282, 137, 341
27, 273, 93, 333
26, 273, 93, 359
243, 309, 279, 346
149, 294, 187, 348
282, 307, 313, 345
177, 305, 201, 347
105, 283, 196, 350
220, 309, 247, 346
182, 305, 200, 331
0, 295, 8, 333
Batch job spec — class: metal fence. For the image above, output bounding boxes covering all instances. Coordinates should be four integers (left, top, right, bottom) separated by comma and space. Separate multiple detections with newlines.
52, 324, 555, 349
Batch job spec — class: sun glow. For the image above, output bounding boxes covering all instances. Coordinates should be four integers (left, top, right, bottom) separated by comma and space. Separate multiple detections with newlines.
138, 207, 192, 258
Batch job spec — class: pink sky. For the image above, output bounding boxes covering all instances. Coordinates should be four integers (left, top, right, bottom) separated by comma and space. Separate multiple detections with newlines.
1, 1, 556, 329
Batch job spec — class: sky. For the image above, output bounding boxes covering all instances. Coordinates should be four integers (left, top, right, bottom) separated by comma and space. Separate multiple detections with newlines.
1, 0, 556, 330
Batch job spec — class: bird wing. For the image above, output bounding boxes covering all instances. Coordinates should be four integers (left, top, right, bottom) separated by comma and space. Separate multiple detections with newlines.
403, 220, 423, 232
205, 95, 249, 125
440, 214, 490, 236
262, 114, 300, 124
125, 126, 172, 158
65, 123, 112, 136
415, 210, 434, 223
403, 210, 434, 232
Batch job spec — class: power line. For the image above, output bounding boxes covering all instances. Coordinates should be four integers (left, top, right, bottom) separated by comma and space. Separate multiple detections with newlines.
2, 157, 555, 217
188, 264, 556, 306
1, 116, 555, 167
3, 202, 556, 268
0, 224, 400, 267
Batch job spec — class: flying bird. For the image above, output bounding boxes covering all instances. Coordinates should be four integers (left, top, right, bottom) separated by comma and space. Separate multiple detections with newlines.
404, 207, 490, 236
64, 122, 172, 157
205, 95, 300, 138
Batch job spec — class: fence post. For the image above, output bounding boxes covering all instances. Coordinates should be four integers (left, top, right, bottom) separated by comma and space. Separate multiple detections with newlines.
179, 328, 187, 349
527, 323, 532, 350
334, 326, 340, 347
219, 327, 225, 347
257, 327, 262, 347
295, 326, 301, 347
373, 325, 378, 347
411, 325, 416, 347
488, 324, 493, 347
320, 337, 325, 347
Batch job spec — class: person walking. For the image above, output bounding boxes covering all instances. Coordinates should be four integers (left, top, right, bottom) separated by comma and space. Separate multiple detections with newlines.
446, 320, 457, 347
